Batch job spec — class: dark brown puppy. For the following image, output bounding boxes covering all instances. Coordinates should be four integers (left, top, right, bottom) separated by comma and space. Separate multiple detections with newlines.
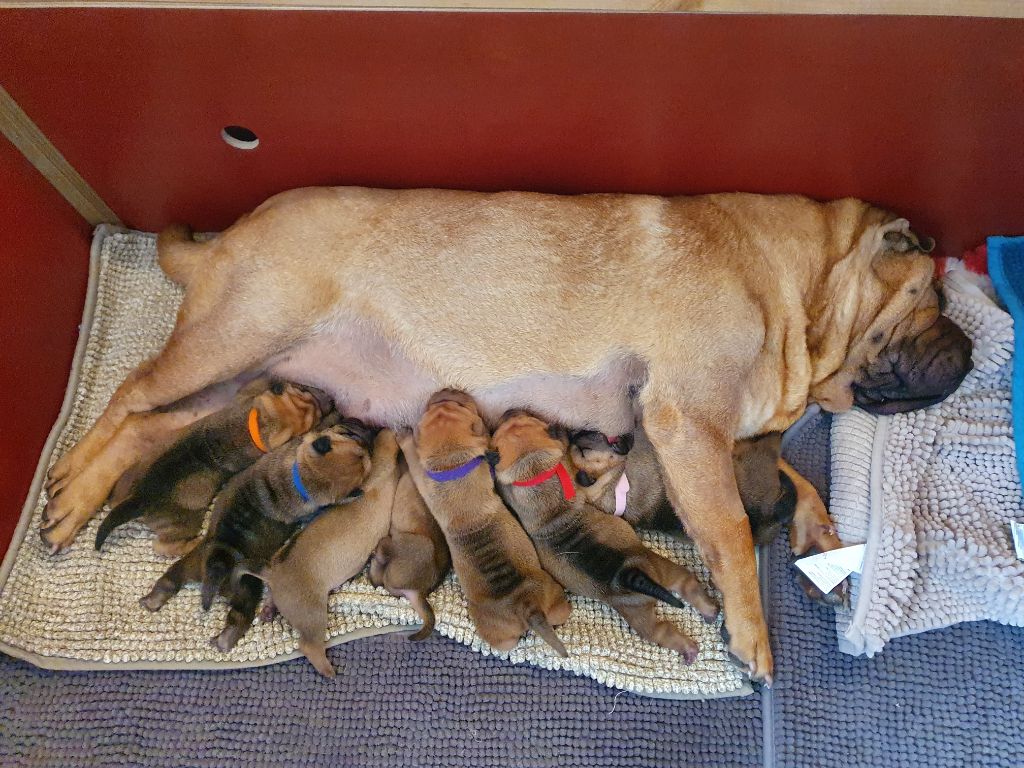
493, 411, 718, 663
570, 429, 847, 606
94, 380, 330, 556
369, 458, 452, 642
569, 429, 797, 545
399, 390, 570, 656
261, 429, 400, 676
141, 420, 374, 651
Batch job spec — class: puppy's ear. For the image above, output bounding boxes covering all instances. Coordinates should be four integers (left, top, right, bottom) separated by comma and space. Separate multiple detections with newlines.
547, 424, 568, 443
311, 436, 333, 455
471, 417, 486, 437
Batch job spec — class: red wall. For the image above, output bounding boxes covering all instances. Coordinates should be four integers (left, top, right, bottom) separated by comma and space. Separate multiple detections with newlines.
0, 135, 91, 553
1, 9, 1022, 255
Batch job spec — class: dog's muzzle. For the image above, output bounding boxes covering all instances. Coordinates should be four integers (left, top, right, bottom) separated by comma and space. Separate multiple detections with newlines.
853, 315, 973, 415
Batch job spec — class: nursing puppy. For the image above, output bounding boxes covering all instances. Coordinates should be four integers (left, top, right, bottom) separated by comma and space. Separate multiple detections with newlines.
493, 411, 718, 662
571, 429, 847, 605
399, 390, 570, 656
368, 459, 451, 642
260, 429, 400, 677
141, 420, 373, 651
94, 380, 329, 555
569, 429, 797, 545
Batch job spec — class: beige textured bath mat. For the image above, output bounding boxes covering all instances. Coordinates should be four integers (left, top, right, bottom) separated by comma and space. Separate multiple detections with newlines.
0, 226, 749, 699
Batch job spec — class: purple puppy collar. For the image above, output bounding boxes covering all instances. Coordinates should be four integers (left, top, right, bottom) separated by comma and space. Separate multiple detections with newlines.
426, 455, 489, 483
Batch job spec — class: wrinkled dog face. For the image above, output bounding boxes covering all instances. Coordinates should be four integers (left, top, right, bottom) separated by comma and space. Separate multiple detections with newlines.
816, 221, 973, 415
852, 230, 972, 414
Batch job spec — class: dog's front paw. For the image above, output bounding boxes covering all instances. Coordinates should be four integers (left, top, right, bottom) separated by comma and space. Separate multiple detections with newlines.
39, 504, 94, 554
724, 615, 773, 686
793, 546, 851, 607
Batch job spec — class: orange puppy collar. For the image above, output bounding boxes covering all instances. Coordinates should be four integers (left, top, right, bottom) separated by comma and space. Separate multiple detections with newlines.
248, 408, 269, 453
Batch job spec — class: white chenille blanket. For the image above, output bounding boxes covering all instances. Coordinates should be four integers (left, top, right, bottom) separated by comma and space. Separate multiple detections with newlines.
830, 266, 1024, 656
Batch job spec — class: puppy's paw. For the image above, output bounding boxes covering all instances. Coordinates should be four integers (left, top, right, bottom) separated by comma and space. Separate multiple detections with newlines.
724, 616, 773, 686
153, 537, 201, 559
211, 625, 246, 653
259, 600, 279, 623
140, 588, 171, 613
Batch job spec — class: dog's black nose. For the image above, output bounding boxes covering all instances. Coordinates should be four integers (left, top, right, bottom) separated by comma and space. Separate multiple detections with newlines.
311, 436, 333, 455
270, 381, 285, 396
575, 470, 596, 487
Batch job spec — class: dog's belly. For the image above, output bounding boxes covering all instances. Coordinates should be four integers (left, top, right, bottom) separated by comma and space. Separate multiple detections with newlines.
268, 326, 641, 434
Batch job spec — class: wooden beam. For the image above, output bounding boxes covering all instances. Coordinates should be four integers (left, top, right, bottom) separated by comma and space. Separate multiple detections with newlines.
0, 85, 121, 226
0, 0, 1021, 18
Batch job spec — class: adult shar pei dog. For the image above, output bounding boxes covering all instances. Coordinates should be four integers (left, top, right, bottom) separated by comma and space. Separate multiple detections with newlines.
42, 187, 973, 683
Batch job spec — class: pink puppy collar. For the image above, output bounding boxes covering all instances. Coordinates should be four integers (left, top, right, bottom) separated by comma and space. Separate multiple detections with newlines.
614, 473, 630, 517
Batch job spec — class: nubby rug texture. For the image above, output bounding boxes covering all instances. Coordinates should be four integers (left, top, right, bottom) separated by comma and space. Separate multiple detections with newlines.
0, 227, 748, 699
829, 264, 1024, 656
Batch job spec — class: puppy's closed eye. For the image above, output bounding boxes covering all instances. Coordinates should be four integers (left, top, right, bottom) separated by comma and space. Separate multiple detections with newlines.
311, 436, 333, 455
346, 488, 364, 499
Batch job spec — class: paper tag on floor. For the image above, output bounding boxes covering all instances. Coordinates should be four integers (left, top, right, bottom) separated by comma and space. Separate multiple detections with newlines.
1011, 522, 1024, 561
794, 544, 866, 595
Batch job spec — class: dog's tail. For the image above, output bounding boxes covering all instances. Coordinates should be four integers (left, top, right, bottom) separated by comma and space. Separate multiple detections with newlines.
617, 567, 686, 610
157, 224, 204, 288
402, 590, 436, 642
94, 496, 147, 551
528, 611, 568, 658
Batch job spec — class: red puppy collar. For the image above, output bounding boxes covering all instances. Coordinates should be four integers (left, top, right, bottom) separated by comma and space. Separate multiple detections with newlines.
513, 462, 576, 501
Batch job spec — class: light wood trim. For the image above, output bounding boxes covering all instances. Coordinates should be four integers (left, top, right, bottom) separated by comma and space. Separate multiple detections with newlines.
0, 0, 1022, 17
0, 85, 121, 226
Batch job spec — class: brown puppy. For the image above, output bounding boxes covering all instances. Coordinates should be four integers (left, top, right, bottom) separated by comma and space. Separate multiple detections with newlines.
141, 420, 373, 651
368, 458, 451, 642
48, 188, 975, 682
260, 429, 400, 677
570, 429, 796, 545
493, 411, 718, 662
93, 380, 329, 555
399, 390, 570, 656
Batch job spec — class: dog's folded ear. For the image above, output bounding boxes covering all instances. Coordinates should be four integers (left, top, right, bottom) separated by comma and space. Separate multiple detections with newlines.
884, 229, 936, 254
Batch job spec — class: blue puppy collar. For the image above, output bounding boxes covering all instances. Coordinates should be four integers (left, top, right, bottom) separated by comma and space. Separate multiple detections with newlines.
291, 461, 311, 503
